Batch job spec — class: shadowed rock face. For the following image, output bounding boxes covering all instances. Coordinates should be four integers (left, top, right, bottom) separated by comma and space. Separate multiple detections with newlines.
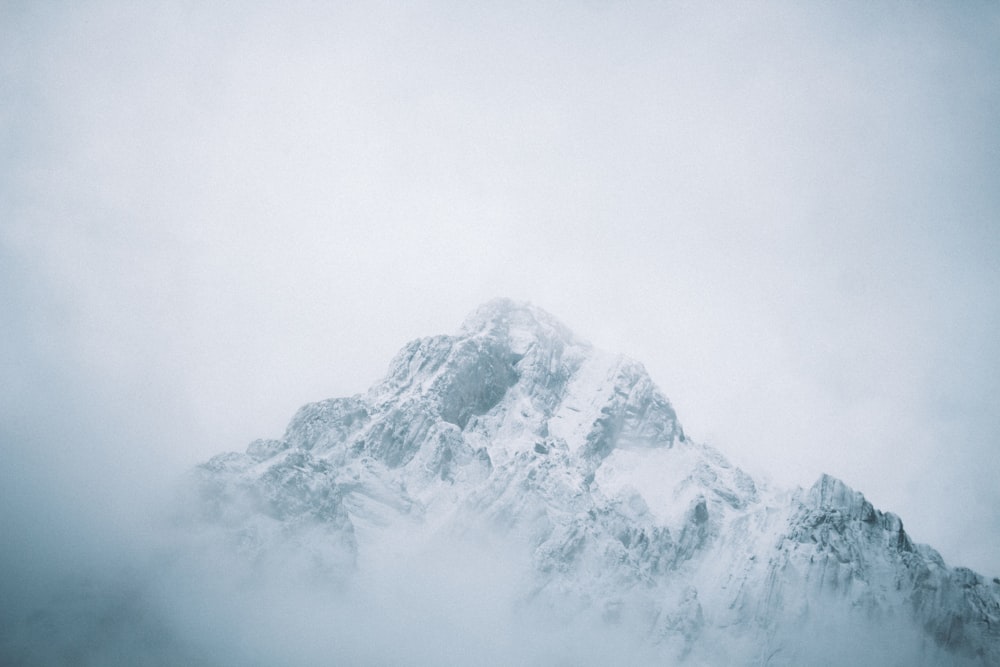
193, 299, 1000, 666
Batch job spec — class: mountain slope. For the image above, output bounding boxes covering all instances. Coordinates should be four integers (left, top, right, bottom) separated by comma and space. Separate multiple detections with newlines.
196, 299, 1000, 665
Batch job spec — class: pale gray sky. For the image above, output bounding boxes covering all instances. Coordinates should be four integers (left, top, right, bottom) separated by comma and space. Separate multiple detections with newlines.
2, 1, 999, 579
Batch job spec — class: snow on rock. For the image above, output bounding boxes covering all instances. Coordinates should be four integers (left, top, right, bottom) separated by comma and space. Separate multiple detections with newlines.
194, 299, 1000, 665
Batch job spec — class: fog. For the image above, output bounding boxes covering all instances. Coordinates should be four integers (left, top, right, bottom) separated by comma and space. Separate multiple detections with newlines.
2, 1, 999, 663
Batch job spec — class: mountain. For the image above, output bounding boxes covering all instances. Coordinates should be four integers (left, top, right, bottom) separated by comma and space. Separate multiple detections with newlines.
194, 299, 1000, 665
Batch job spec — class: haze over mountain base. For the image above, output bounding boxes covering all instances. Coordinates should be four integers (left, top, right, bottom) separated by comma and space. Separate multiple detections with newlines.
4, 300, 997, 666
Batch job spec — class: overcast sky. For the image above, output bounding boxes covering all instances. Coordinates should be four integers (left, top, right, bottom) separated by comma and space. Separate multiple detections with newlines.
2, 1, 999, 579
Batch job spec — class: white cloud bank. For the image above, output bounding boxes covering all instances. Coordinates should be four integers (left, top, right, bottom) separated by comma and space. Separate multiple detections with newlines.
2, 3, 999, 652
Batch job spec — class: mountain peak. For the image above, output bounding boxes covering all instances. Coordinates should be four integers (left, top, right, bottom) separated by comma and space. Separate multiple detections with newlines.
458, 298, 582, 352
189, 301, 1000, 666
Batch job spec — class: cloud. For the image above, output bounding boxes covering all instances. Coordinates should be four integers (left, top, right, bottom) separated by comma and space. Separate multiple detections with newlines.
1, 6, 999, 661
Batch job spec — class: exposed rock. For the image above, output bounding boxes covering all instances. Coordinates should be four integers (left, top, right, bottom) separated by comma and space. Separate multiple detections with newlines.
194, 300, 1000, 665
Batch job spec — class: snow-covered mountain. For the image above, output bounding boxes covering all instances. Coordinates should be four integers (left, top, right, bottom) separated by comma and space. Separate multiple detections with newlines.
195, 299, 1000, 666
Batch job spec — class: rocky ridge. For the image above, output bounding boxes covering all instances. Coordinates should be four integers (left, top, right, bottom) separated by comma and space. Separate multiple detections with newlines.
196, 299, 1000, 665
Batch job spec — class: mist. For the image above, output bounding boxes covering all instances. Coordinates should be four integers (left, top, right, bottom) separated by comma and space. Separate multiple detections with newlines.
2, 1, 999, 664
1, 489, 668, 666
